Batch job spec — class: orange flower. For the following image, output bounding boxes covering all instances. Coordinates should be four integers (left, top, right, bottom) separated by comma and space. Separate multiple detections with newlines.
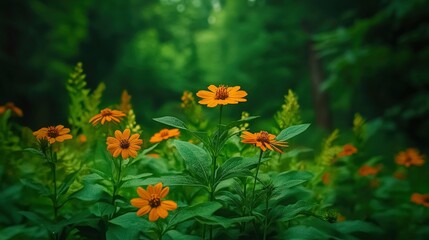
241, 131, 288, 153
106, 129, 143, 159
78, 134, 87, 143
130, 183, 177, 221
393, 170, 406, 180
149, 129, 180, 143
337, 144, 357, 157
322, 172, 331, 185
89, 108, 126, 126
196, 85, 247, 107
337, 213, 346, 222
395, 148, 425, 167
410, 193, 429, 207
120, 90, 132, 114
0, 102, 23, 117
33, 125, 73, 144
146, 153, 160, 158
358, 164, 382, 176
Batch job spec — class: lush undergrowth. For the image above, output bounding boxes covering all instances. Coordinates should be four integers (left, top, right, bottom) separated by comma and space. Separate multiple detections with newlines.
0, 63, 428, 240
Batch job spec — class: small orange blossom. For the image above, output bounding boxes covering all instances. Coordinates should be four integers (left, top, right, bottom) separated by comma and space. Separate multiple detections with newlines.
149, 129, 180, 143
196, 85, 247, 107
89, 108, 126, 126
130, 183, 177, 221
106, 129, 143, 159
33, 125, 73, 144
241, 131, 288, 153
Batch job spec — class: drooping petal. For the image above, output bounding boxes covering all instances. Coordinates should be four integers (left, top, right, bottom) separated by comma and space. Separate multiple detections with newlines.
157, 207, 168, 219
149, 208, 160, 222
136, 205, 152, 216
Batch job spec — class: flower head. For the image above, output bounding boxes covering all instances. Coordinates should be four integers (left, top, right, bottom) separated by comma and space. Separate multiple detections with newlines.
33, 125, 73, 144
106, 129, 143, 159
322, 172, 331, 185
411, 193, 429, 207
358, 164, 382, 177
89, 108, 126, 126
130, 183, 177, 221
196, 85, 247, 107
337, 144, 358, 157
395, 148, 425, 167
241, 131, 288, 153
0, 102, 23, 117
149, 129, 180, 143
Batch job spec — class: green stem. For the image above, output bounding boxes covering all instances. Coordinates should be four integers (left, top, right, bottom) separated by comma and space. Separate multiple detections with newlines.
52, 162, 58, 221
112, 158, 123, 206
209, 105, 223, 240
252, 149, 264, 204
263, 191, 269, 240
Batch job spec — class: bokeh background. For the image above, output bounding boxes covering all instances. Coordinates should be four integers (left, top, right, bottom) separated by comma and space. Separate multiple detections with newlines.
1, 0, 429, 154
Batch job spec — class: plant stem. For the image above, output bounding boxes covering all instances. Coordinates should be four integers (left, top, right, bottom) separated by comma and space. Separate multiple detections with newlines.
209, 105, 223, 240
252, 149, 264, 203
112, 158, 123, 206
263, 191, 269, 240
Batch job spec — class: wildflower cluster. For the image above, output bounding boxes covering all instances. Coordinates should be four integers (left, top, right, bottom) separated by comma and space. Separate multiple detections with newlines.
1, 63, 428, 240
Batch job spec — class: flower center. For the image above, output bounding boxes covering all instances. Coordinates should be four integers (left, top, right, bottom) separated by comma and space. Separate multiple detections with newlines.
215, 85, 229, 100
160, 129, 169, 138
101, 109, 112, 117
120, 139, 130, 149
256, 131, 270, 143
149, 196, 161, 208
47, 126, 59, 138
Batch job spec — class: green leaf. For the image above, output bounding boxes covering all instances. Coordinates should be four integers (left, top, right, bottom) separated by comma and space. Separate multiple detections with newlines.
164, 230, 201, 240
109, 212, 155, 230
122, 175, 207, 188
23, 148, 44, 158
334, 220, 382, 235
106, 225, 139, 240
20, 179, 50, 197
225, 116, 259, 128
278, 200, 317, 222
167, 202, 222, 227
121, 173, 152, 182
276, 124, 310, 141
174, 140, 211, 185
90, 202, 116, 217
19, 211, 58, 233
0, 225, 27, 240
215, 157, 258, 185
57, 171, 80, 196
282, 225, 332, 240
196, 215, 254, 228
70, 183, 109, 201
153, 116, 188, 130
274, 170, 313, 189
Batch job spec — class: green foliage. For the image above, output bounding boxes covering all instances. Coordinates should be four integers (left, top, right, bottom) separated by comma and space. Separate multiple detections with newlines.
66, 62, 105, 132
275, 89, 302, 130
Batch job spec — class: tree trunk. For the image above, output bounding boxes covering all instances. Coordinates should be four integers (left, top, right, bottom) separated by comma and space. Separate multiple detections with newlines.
307, 41, 332, 130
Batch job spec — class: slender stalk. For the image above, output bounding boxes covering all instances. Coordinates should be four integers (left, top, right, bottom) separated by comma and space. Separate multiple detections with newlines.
252, 149, 264, 202
112, 158, 123, 205
263, 191, 269, 240
209, 105, 223, 240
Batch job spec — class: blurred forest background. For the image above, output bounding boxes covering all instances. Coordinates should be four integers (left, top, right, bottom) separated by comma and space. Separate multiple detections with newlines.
1, 0, 429, 155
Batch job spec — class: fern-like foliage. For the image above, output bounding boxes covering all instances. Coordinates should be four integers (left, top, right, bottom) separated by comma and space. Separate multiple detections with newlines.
275, 89, 302, 130
66, 62, 105, 132
317, 129, 342, 166
353, 113, 366, 146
